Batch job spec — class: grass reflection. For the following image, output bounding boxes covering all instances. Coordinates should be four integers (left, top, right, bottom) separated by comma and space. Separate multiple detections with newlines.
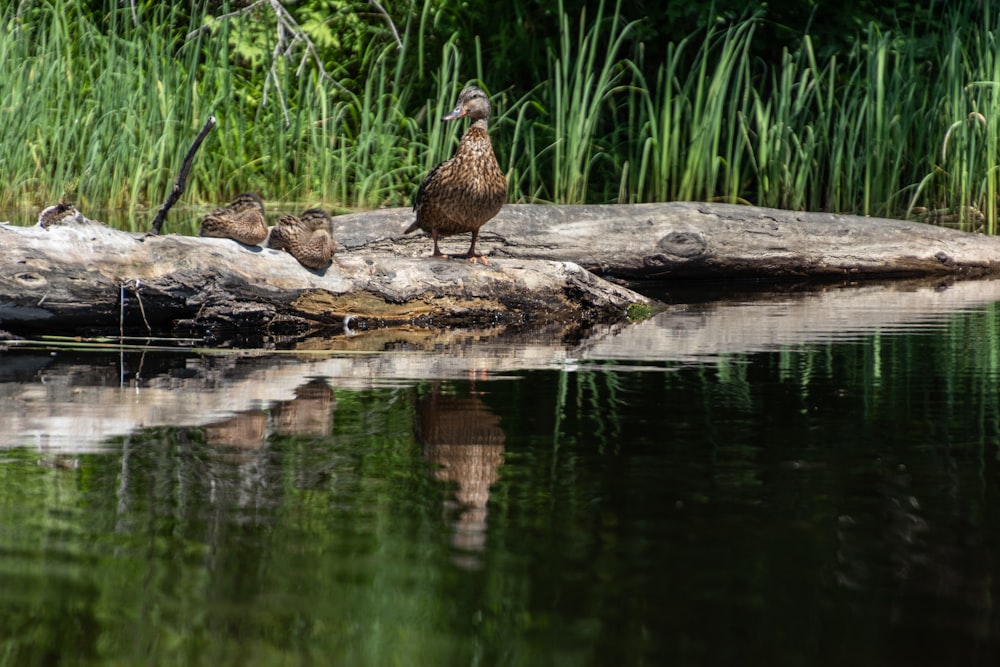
5, 302, 1000, 663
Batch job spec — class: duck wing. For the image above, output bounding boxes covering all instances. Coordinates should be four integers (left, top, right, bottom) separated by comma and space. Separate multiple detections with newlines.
406, 160, 448, 234
413, 161, 447, 212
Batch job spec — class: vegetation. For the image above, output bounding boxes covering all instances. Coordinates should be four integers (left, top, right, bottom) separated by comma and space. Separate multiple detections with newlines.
1, 0, 999, 233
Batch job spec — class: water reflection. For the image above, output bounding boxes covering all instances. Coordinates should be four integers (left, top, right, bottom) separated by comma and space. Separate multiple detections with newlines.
203, 410, 269, 454
415, 381, 505, 567
199, 379, 337, 514
270, 378, 336, 437
5, 279, 1000, 663
835, 458, 995, 639
6, 277, 1000, 452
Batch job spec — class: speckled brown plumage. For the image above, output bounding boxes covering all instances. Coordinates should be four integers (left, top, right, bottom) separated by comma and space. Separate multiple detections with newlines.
37, 202, 83, 228
405, 85, 507, 262
268, 208, 335, 270
199, 192, 268, 245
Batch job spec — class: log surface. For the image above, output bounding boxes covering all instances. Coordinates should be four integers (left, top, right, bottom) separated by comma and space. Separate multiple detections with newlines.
0, 214, 648, 340
352, 201, 1000, 278
4, 200, 1000, 339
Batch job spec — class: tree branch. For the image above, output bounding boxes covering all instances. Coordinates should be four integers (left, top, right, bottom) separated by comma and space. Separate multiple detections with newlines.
369, 0, 403, 50
185, 0, 268, 40
149, 116, 216, 235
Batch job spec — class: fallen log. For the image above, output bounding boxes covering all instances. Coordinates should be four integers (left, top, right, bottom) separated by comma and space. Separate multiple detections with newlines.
4, 200, 999, 341
348, 201, 1000, 279
0, 211, 650, 341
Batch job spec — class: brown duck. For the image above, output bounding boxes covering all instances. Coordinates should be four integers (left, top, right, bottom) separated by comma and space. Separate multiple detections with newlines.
37, 202, 83, 228
268, 208, 335, 270
405, 85, 507, 263
200, 192, 268, 245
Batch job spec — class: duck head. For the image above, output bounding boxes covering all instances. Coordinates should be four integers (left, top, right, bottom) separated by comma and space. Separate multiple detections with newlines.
442, 85, 492, 122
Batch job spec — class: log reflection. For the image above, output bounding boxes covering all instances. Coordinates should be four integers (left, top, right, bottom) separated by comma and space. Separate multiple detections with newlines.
416, 382, 505, 566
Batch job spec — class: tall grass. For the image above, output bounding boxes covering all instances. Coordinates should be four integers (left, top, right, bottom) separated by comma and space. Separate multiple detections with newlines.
908, 10, 1000, 233
545, 0, 636, 203
2, 0, 1000, 233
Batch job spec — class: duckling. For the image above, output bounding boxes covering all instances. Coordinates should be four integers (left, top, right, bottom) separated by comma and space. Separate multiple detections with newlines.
268, 208, 335, 270
405, 85, 507, 263
37, 202, 84, 228
199, 192, 268, 245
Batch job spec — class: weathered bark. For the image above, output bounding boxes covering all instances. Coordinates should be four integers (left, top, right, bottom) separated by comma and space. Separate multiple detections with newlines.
0, 213, 648, 340
349, 202, 1000, 278
5, 200, 1000, 339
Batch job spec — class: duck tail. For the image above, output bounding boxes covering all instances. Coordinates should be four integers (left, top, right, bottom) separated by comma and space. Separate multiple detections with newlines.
403, 220, 420, 234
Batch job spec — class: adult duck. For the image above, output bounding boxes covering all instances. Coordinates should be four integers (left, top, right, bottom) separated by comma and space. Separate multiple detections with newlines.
405, 85, 507, 263
199, 192, 268, 245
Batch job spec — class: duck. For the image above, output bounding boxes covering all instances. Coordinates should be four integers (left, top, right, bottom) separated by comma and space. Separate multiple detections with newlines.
37, 202, 84, 228
404, 85, 507, 263
268, 208, 335, 270
199, 192, 268, 245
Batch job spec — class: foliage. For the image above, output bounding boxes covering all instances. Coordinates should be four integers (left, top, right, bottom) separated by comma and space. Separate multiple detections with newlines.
1, 0, 999, 234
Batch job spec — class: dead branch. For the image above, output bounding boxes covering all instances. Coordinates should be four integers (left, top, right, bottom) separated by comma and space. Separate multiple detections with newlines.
369, 0, 403, 50
149, 116, 217, 235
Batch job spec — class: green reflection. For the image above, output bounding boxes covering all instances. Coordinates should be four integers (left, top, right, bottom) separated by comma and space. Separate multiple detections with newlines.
2, 304, 1000, 665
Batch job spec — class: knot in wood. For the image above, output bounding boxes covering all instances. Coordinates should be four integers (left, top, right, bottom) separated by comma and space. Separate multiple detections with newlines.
656, 231, 706, 258
934, 251, 955, 266
14, 272, 47, 286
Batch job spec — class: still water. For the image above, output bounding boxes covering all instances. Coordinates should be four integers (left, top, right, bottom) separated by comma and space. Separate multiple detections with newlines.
3, 278, 1000, 665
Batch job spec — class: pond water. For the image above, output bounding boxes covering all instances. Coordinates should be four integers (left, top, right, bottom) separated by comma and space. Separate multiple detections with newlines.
3, 278, 1000, 665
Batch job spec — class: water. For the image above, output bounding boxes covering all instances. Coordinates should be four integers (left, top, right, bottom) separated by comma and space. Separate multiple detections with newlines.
3, 278, 1000, 665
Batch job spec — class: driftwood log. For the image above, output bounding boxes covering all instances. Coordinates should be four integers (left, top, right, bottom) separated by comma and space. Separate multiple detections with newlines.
349, 201, 1000, 278
0, 208, 650, 341
4, 201, 1000, 340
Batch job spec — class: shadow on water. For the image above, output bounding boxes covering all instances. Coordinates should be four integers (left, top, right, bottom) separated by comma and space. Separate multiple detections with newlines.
4, 277, 1000, 664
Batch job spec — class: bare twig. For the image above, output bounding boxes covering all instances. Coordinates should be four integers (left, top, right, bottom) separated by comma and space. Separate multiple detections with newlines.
120, 279, 152, 336
266, 0, 348, 93
188, 0, 350, 127
266, 66, 292, 127
149, 116, 217, 235
185, 0, 268, 40
369, 0, 403, 50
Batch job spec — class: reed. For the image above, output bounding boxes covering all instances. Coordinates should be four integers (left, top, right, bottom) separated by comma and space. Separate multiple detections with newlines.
2, 0, 999, 234
544, 0, 636, 203
909, 7, 1000, 233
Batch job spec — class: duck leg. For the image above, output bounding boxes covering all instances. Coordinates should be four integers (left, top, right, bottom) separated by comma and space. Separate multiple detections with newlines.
461, 230, 489, 265
431, 229, 448, 258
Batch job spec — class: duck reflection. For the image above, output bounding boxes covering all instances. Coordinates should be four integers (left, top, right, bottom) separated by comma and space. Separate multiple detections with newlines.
197, 379, 336, 521
202, 410, 269, 461
270, 379, 335, 437
415, 382, 505, 566
200, 379, 335, 457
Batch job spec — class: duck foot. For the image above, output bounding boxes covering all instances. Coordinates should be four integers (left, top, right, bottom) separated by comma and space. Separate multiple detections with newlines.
444, 252, 489, 265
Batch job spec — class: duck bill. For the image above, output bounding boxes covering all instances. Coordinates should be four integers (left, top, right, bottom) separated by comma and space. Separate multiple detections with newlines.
442, 106, 467, 122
